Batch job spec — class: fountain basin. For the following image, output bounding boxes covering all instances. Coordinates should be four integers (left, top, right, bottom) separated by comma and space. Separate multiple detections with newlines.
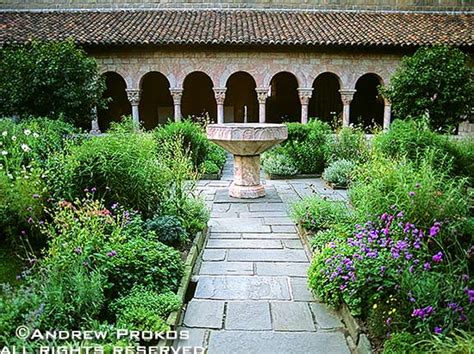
207, 123, 288, 199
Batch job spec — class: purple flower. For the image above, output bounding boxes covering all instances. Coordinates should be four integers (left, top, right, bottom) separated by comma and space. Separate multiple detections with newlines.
466, 289, 474, 303
27, 217, 34, 224
74, 247, 82, 255
432, 252, 443, 263
408, 191, 416, 197
111, 203, 118, 210
91, 187, 97, 193
28, 258, 36, 265
32, 194, 40, 199
429, 225, 440, 237
84, 188, 89, 192
434, 326, 442, 335
396, 211, 404, 218
386, 317, 392, 326
107, 250, 117, 257
462, 274, 469, 282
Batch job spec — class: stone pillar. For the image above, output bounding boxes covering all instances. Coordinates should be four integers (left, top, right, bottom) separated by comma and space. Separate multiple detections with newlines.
383, 100, 392, 130
214, 88, 227, 124
255, 88, 268, 123
90, 106, 100, 134
126, 89, 141, 128
339, 89, 356, 127
170, 88, 183, 122
297, 88, 313, 124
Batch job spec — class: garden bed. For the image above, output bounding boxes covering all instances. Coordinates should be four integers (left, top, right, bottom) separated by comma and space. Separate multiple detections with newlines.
265, 173, 321, 180
324, 181, 348, 190
200, 166, 224, 180
159, 227, 208, 348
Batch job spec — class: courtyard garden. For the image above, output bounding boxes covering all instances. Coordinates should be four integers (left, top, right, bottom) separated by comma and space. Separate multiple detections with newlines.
0, 40, 472, 353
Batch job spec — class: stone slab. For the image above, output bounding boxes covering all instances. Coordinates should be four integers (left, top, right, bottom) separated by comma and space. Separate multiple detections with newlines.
226, 301, 272, 330
212, 203, 249, 213
282, 239, 304, 249
241, 233, 299, 239
207, 330, 350, 354
309, 303, 344, 329
214, 188, 282, 203
290, 277, 315, 301
195, 276, 291, 300
263, 217, 294, 225
239, 211, 288, 218
206, 239, 282, 249
271, 302, 316, 331
183, 300, 225, 329
228, 249, 308, 262
199, 261, 254, 275
256, 262, 309, 277
271, 225, 297, 233
173, 327, 206, 349
209, 218, 271, 233
209, 232, 241, 239
248, 203, 287, 212
202, 249, 227, 261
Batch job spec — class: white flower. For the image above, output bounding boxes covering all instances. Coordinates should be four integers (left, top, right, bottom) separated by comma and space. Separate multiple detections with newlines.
1, 150, 7, 156
24, 129, 31, 136
7, 173, 13, 179
33, 132, 39, 138
11, 136, 16, 141
2, 131, 7, 137
21, 144, 30, 152
0, 164, 3, 170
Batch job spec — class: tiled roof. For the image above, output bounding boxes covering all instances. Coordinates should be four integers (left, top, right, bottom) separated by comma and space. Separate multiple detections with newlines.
0, 10, 473, 49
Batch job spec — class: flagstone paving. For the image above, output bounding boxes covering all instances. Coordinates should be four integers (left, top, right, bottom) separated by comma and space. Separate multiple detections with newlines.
175, 157, 350, 354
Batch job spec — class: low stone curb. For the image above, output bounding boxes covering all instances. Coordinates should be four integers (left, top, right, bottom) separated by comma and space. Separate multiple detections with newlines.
265, 173, 322, 180
295, 224, 372, 354
158, 227, 208, 348
324, 181, 349, 190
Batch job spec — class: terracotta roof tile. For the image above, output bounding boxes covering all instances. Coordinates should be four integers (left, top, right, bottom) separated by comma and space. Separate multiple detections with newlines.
0, 9, 472, 48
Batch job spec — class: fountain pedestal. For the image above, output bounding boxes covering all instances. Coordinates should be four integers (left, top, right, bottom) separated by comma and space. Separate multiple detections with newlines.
207, 123, 288, 199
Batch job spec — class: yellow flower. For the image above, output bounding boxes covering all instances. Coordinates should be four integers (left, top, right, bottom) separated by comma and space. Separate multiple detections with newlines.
373, 304, 378, 309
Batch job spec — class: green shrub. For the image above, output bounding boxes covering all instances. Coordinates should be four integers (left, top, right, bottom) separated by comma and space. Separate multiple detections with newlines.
290, 195, 350, 233
282, 120, 331, 174
200, 160, 220, 175
111, 286, 181, 333
322, 159, 356, 187
262, 151, 299, 176
145, 215, 188, 248
325, 127, 368, 163
381, 46, 473, 131
206, 142, 227, 169
0, 40, 105, 128
309, 223, 352, 251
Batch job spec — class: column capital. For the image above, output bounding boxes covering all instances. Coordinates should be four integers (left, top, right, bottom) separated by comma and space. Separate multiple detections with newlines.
297, 88, 313, 105
339, 89, 357, 105
170, 88, 183, 104
126, 89, 141, 105
213, 88, 227, 105
255, 87, 269, 104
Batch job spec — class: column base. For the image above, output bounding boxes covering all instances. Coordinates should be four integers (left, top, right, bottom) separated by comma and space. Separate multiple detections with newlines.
229, 182, 265, 199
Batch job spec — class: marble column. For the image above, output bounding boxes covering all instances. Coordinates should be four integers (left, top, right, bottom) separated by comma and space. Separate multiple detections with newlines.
297, 88, 313, 124
255, 88, 269, 123
339, 89, 356, 127
383, 100, 392, 130
214, 88, 227, 124
170, 88, 183, 122
90, 106, 100, 134
126, 89, 141, 129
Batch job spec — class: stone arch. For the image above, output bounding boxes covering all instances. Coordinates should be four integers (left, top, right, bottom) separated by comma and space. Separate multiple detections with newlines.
266, 72, 301, 123
138, 71, 174, 129
97, 71, 131, 131
263, 70, 303, 88
309, 72, 343, 124
181, 71, 217, 121
224, 71, 258, 123
350, 73, 385, 129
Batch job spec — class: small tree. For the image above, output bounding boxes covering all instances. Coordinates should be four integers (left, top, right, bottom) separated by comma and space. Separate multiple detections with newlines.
0, 40, 105, 128
382, 46, 473, 131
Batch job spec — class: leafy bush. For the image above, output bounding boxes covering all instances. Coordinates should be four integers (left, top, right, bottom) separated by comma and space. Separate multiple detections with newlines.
206, 142, 227, 168
290, 195, 350, 233
282, 120, 332, 174
145, 215, 188, 248
262, 151, 299, 176
381, 46, 473, 131
0, 40, 105, 128
111, 286, 181, 333
322, 159, 356, 187
324, 127, 368, 163
200, 160, 220, 175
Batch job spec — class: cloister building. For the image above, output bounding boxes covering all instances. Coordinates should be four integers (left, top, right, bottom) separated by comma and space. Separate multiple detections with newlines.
1, 1, 473, 131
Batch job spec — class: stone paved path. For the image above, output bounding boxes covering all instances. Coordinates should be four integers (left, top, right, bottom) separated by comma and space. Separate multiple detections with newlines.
175, 157, 350, 354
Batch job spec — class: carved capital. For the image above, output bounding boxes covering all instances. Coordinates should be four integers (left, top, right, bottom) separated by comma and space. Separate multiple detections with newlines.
213, 88, 227, 105
170, 88, 183, 105
297, 88, 313, 105
126, 89, 141, 105
339, 89, 357, 105
255, 87, 269, 104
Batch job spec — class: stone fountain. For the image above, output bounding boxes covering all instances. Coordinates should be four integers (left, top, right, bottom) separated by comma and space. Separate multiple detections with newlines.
207, 123, 288, 199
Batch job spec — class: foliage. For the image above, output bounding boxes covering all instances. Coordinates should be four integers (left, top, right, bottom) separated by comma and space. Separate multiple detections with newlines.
381, 46, 473, 131
111, 286, 181, 333
206, 142, 227, 169
309, 223, 352, 252
282, 120, 332, 174
0, 40, 105, 128
322, 159, 356, 187
200, 160, 220, 175
145, 215, 188, 248
290, 195, 350, 233
262, 151, 299, 176
324, 127, 368, 163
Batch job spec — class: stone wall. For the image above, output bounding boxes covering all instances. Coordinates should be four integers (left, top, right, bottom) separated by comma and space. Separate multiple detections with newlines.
91, 48, 402, 91
1, 0, 472, 11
